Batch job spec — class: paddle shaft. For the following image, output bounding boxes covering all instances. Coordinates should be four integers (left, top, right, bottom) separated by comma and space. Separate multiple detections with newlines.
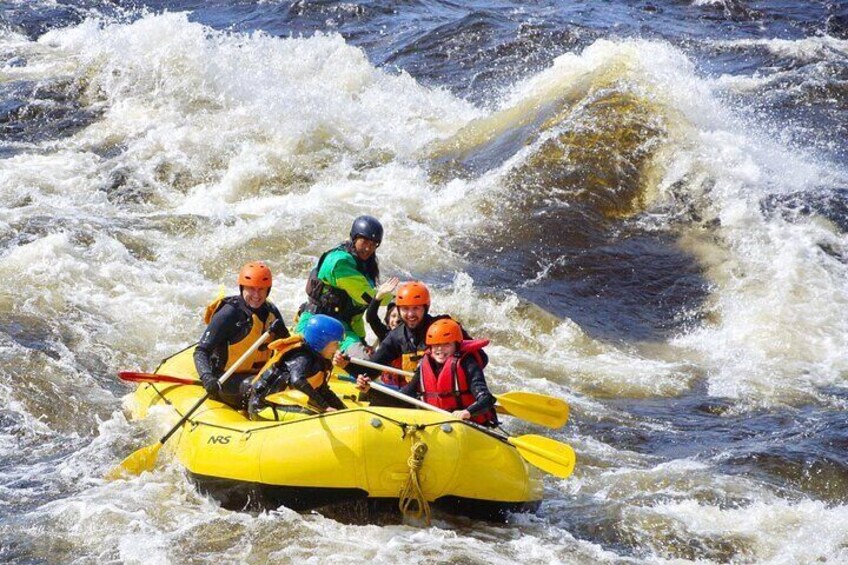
367, 380, 512, 443
350, 356, 513, 421
349, 356, 570, 430
158, 330, 272, 444
349, 356, 413, 377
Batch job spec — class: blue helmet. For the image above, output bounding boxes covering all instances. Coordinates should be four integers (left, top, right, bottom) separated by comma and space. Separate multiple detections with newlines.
302, 315, 345, 353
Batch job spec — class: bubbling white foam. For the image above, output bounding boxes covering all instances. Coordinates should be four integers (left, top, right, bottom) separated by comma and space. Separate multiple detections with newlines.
663, 120, 848, 404
512, 38, 848, 406
2, 11, 848, 563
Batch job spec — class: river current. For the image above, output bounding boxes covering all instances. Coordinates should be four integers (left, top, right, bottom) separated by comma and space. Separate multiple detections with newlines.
1, 1, 847, 563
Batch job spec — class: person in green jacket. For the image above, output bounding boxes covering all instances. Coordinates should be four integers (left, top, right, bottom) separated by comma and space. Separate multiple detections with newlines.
296, 215, 392, 359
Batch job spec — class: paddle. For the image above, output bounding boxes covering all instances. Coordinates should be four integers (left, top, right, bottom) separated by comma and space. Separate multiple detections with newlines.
493, 391, 569, 430
118, 372, 199, 386
106, 329, 275, 479
347, 357, 569, 429
364, 379, 576, 479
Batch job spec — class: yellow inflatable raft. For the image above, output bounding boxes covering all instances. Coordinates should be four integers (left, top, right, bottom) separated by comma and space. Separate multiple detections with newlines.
128, 347, 544, 521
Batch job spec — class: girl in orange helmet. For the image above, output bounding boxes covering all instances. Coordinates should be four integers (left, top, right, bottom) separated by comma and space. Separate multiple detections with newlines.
194, 262, 289, 409
356, 318, 497, 426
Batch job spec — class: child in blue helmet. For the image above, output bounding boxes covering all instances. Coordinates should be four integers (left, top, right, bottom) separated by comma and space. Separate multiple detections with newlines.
247, 314, 347, 419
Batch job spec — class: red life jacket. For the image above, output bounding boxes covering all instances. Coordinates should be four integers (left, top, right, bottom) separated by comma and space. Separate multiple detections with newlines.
418, 339, 495, 425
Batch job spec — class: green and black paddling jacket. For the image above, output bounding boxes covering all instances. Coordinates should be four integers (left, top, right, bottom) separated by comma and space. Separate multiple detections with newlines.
297, 241, 390, 350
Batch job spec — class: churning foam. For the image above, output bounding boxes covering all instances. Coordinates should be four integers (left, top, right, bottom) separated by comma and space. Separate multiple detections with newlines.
3, 11, 848, 562
660, 85, 848, 404
3, 12, 845, 419
499, 36, 848, 406
1, 12, 485, 365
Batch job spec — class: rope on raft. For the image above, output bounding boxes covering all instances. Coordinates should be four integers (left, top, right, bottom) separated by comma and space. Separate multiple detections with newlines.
398, 428, 431, 525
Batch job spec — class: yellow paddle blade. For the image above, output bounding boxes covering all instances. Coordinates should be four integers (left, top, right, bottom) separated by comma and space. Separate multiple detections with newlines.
507, 434, 576, 479
496, 391, 570, 429
105, 442, 162, 480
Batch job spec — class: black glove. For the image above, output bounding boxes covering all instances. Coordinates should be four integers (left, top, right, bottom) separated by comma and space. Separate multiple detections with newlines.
201, 374, 221, 398
269, 318, 289, 338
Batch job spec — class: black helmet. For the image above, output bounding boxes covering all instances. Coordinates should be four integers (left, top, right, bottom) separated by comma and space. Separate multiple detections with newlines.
350, 215, 383, 244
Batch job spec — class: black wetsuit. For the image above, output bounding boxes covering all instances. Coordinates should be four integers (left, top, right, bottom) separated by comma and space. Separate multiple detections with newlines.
258, 347, 346, 412
194, 296, 288, 409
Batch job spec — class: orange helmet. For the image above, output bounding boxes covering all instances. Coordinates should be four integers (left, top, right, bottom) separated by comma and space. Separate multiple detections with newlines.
395, 281, 430, 307
238, 262, 272, 289
426, 319, 463, 345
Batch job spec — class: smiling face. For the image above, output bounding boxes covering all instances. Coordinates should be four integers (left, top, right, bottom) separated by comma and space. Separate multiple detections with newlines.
241, 285, 269, 309
352, 236, 379, 261
386, 306, 401, 330
399, 305, 426, 329
429, 342, 457, 364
